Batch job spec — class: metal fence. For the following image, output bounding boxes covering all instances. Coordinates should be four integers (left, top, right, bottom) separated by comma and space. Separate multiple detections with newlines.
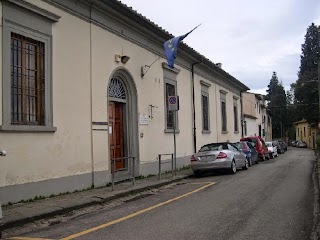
158, 153, 176, 180
111, 156, 135, 190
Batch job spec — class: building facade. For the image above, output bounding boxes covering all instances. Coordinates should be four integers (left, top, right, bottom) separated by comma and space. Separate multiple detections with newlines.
295, 119, 317, 149
242, 92, 271, 140
0, 0, 249, 204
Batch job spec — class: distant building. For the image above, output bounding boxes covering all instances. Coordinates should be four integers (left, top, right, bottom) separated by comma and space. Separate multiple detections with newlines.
294, 119, 317, 149
242, 92, 272, 140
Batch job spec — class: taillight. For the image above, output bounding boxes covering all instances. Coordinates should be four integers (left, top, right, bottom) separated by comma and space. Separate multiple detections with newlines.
191, 155, 197, 162
216, 152, 227, 159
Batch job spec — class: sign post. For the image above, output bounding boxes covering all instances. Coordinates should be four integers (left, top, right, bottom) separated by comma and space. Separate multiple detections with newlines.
168, 96, 179, 175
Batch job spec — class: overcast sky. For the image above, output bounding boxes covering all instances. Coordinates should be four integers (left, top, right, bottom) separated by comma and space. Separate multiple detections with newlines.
121, 0, 320, 94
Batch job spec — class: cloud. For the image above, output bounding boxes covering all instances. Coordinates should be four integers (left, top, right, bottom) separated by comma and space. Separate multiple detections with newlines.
120, 0, 320, 91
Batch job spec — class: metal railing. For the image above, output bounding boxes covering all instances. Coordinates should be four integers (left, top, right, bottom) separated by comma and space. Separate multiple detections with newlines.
111, 157, 135, 190
158, 154, 176, 180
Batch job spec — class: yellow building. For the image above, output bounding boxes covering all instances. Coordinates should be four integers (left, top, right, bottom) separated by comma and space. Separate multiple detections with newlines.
295, 119, 317, 149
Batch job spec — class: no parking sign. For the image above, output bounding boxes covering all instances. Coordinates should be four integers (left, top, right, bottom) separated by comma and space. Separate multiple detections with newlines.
168, 95, 179, 111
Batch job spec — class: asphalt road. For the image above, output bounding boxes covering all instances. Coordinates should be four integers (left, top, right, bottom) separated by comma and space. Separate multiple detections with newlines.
6, 147, 315, 240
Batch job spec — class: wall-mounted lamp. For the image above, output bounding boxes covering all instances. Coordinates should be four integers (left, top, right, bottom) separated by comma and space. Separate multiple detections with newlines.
114, 54, 130, 64
121, 55, 130, 64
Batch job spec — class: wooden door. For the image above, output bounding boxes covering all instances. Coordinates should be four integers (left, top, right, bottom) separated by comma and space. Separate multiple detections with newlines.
109, 102, 124, 171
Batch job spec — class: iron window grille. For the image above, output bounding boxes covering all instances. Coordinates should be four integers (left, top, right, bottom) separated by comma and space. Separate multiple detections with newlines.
11, 33, 45, 125
234, 105, 238, 132
221, 101, 227, 131
202, 95, 209, 131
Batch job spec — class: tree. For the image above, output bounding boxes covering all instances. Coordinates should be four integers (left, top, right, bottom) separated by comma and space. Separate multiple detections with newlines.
266, 72, 288, 138
292, 23, 320, 123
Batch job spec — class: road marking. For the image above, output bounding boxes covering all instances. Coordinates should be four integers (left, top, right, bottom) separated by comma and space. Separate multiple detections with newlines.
61, 182, 216, 240
7, 238, 53, 240
189, 182, 217, 185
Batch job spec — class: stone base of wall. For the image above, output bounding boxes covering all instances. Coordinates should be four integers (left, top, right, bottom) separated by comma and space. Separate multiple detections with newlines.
0, 170, 110, 205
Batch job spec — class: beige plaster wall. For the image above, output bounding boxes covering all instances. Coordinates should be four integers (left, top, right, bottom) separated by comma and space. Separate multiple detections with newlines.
0, 1, 92, 187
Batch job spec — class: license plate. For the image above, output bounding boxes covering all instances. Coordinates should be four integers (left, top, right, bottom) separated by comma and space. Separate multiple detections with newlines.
200, 156, 213, 161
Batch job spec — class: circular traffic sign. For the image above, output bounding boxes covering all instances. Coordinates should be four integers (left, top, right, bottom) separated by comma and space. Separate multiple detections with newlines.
169, 96, 177, 104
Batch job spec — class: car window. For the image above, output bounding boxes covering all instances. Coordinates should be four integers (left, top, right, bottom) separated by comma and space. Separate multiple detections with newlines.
247, 142, 255, 150
249, 138, 258, 147
265, 142, 272, 147
228, 143, 239, 151
199, 143, 223, 152
260, 139, 268, 147
234, 142, 244, 150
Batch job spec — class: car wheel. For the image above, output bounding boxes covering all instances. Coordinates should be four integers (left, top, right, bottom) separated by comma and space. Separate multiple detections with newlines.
229, 160, 236, 174
194, 170, 202, 178
242, 159, 249, 170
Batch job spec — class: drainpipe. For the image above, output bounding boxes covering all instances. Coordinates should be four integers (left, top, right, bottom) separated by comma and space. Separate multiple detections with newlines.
89, 4, 94, 188
240, 90, 245, 138
191, 59, 202, 153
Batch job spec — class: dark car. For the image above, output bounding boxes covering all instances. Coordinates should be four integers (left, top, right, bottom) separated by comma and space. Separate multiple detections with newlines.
240, 136, 269, 161
278, 140, 288, 151
291, 140, 298, 147
234, 141, 258, 166
273, 140, 285, 154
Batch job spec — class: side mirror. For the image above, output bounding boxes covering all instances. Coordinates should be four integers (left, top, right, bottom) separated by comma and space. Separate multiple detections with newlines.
0, 150, 6, 156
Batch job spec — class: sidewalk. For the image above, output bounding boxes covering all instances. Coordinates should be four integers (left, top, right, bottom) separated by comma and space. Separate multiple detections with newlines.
1, 168, 193, 231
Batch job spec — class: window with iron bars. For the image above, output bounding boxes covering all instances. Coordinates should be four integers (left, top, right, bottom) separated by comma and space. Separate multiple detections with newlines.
165, 83, 176, 129
202, 94, 209, 131
11, 33, 45, 125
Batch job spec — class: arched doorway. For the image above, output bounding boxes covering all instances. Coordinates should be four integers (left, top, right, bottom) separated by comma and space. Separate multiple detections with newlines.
108, 68, 139, 173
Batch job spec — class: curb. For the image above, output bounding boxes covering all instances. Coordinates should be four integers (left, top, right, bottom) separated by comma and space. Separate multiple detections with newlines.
1, 174, 191, 231
311, 150, 320, 240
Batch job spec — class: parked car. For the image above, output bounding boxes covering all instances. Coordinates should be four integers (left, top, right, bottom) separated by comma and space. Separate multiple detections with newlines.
297, 141, 307, 148
291, 140, 298, 147
265, 141, 278, 158
273, 140, 285, 154
191, 142, 248, 177
234, 141, 259, 166
278, 139, 288, 151
240, 136, 269, 161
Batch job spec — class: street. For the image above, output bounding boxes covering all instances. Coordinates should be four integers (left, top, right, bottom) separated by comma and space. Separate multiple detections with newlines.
5, 147, 315, 240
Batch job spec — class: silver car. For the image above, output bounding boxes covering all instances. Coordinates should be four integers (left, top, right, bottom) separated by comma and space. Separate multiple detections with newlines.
191, 142, 248, 177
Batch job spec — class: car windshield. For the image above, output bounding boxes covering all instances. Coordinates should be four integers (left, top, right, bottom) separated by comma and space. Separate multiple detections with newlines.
199, 143, 225, 152
265, 142, 273, 147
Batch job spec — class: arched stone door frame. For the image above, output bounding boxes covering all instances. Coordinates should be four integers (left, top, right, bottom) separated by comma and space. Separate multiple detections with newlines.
107, 67, 139, 175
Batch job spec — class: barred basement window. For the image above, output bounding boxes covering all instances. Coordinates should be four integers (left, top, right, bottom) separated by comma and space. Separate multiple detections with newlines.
11, 33, 45, 125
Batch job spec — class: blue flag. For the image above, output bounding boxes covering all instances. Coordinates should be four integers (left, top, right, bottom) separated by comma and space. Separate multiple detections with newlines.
164, 24, 200, 69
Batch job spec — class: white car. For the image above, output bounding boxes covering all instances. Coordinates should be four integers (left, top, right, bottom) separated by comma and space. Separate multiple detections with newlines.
265, 142, 278, 158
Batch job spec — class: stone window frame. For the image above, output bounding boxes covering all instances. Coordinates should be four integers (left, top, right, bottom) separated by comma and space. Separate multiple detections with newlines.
1, 0, 60, 132
200, 80, 211, 134
233, 96, 239, 133
220, 90, 228, 134
162, 63, 180, 133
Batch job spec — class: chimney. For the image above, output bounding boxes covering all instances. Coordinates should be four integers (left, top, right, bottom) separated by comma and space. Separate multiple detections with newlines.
215, 63, 222, 68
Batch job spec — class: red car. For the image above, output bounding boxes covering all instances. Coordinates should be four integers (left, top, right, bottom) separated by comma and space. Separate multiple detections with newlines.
240, 136, 269, 161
